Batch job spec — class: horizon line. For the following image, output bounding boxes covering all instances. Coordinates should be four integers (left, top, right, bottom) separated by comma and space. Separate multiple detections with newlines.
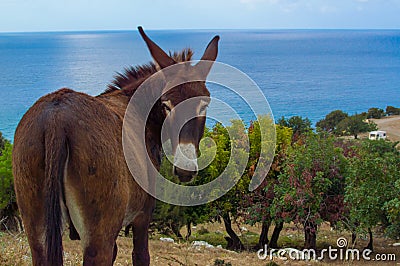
1, 27, 399, 34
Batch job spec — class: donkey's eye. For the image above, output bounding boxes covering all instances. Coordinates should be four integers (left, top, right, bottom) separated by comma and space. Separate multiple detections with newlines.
162, 102, 172, 113
199, 104, 208, 115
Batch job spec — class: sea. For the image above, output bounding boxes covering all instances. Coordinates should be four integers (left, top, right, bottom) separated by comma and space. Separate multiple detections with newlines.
0, 30, 399, 141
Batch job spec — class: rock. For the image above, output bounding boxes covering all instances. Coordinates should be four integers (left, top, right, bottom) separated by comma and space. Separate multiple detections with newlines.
159, 237, 175, 243
192, 240, 214, 249
392, 243, 400, 247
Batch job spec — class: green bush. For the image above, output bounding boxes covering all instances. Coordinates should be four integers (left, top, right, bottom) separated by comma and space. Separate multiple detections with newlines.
316, 110, 348, 133
386, 106, 400, 116
0, 132, 6, 154
0, 141, 13, 210
367, 107, 385, 119
0, 135, 21, 232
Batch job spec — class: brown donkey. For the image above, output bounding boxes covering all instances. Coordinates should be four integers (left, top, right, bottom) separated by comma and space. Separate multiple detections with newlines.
12, 27, 219, 266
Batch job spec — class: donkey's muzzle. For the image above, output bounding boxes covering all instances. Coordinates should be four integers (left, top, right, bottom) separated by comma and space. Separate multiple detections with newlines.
173, 143, 198, 182
174, 166, 197, 182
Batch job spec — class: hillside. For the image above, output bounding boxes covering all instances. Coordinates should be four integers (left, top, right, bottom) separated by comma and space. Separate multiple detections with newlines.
370, 115, 400, 143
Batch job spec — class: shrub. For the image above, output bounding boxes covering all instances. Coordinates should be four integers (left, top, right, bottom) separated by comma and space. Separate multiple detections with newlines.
386, 106, 400, 116
367, 107, 385, 119
0, 137, 21, 232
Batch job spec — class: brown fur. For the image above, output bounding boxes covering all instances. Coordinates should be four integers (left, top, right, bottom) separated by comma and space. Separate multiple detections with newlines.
12, 28, 219, 266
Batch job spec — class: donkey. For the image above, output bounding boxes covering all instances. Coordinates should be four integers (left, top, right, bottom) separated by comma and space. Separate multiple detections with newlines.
12, 27, 219, 266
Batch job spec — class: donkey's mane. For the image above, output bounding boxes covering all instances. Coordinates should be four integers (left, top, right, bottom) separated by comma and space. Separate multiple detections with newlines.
103, 48, 193, 95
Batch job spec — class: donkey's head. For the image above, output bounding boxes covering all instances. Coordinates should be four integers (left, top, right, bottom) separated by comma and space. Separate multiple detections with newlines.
138, 27, 219, 182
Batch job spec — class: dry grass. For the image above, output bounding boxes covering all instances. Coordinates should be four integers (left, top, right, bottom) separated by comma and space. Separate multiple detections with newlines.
1, 223, 399, 266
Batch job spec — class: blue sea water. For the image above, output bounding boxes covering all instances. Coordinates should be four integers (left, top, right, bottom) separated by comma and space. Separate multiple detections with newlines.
0, 30, 399, 141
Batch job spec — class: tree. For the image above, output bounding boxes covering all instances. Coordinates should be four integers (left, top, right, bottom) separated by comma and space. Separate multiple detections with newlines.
193, 116, 277, 251
202, 120, 250, 250
386, 106, 400, 116
277, 116, 312, 139
345, 140, 400, 248
384, 177, 400, 239
316, 110, 348, 133
336, 114, 377, 139
241, 124, 293, 249
272, 133, 347, 249
367, 108, 384, 119
151, 120, 257, 249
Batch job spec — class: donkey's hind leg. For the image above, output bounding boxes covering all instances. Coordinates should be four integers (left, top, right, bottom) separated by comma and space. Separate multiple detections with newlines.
22, 208, 47, 266
14, 172, 48, 265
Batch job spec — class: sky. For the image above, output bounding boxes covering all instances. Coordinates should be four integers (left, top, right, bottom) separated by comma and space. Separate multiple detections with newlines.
1, 0, 400, 32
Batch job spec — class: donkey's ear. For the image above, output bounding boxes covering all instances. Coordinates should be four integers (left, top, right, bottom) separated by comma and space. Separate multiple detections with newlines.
200, 35, 220, 62
138, 26, 176, 69
195, 35, 220, 77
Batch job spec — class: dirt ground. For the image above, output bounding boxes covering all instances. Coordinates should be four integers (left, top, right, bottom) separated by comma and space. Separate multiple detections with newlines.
370, 115, 400, 143
1, 223, 399, 265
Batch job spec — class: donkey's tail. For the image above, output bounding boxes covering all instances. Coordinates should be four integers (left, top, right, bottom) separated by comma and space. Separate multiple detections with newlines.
44, 118, 68, 266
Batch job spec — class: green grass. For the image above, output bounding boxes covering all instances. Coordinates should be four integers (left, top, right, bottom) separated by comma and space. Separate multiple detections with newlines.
277, 235, 304, 249
239, 231, 259, 250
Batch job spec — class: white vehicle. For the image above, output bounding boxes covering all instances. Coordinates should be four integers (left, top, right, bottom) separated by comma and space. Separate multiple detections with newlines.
369, 131, 387, 140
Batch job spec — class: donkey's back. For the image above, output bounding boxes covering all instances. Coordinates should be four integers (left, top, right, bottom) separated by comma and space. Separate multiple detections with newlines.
13, 88, 131, 265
